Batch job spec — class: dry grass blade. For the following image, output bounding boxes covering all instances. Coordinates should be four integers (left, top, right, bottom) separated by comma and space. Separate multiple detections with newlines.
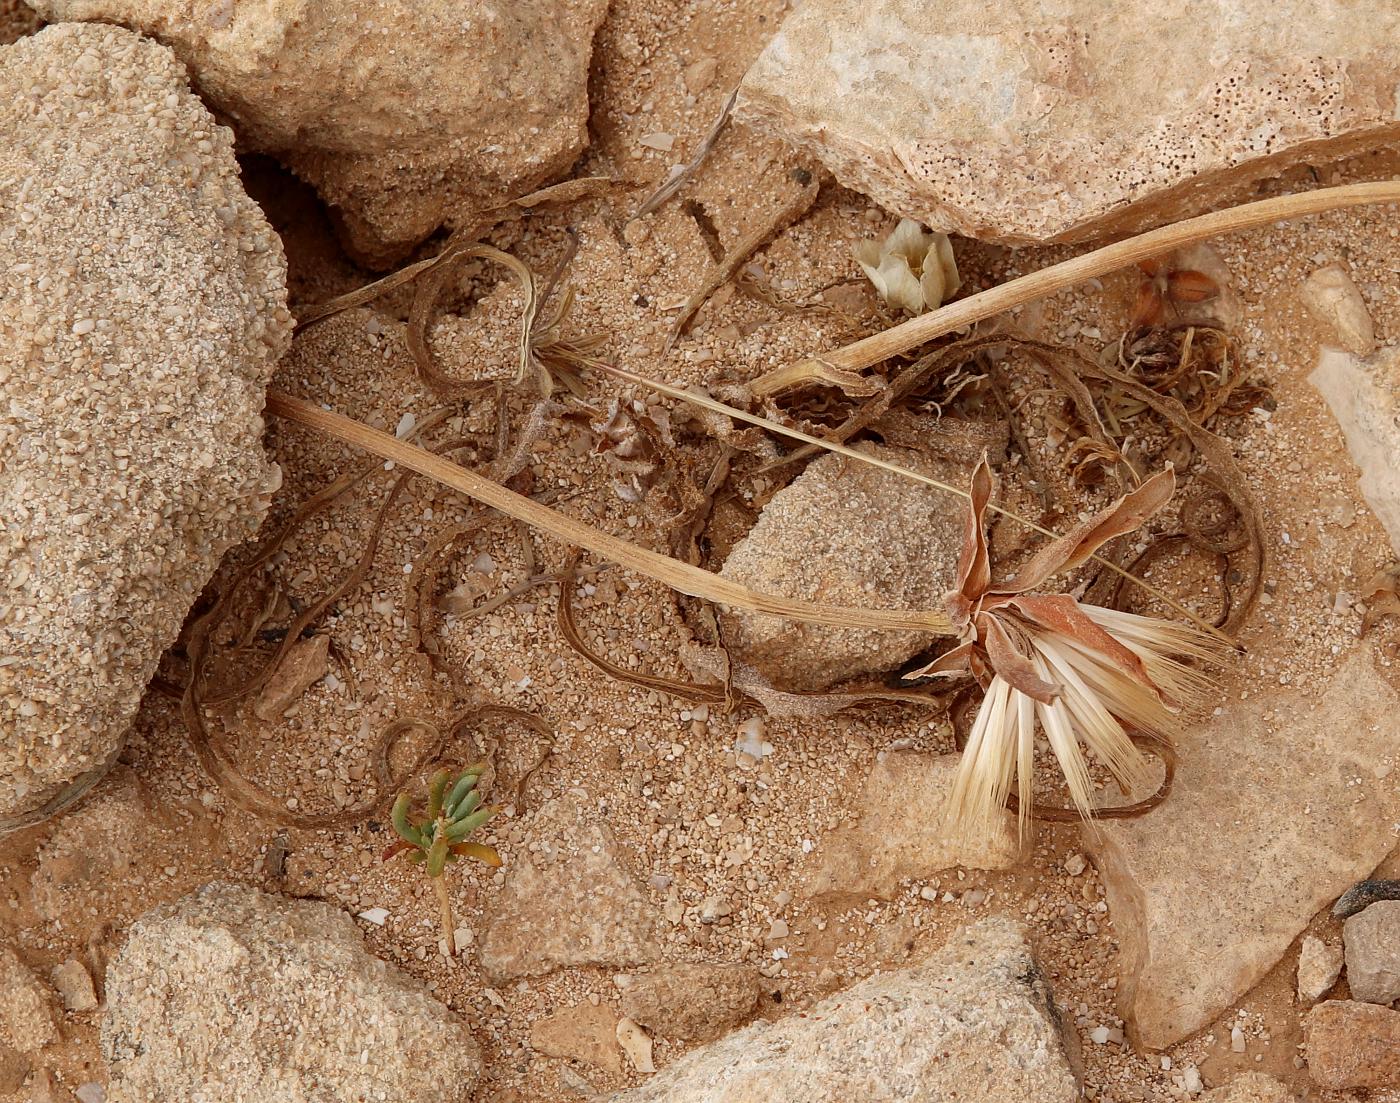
751, 179, 1400, 395
294, 177, 612, 334
666, 170, 821, 348
632, 89, 737, 220
406, 238, 544, 395
1015, 338, 1266, 634
558, 552, 727, 704
266, 390, 955, 634
587, 361, 1233, 643
763, 336, 1007, 473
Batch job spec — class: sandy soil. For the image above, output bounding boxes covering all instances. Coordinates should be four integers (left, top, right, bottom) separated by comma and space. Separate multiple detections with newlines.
3, 2, 1400, 1101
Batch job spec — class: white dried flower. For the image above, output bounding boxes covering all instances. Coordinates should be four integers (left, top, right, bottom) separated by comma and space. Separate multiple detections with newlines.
907, 459, 1224, 841
854, 218, 961, 315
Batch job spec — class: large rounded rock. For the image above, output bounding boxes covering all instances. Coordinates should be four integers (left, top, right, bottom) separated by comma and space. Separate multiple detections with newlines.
28, 0, 611, 264
0, 23, 291, 830
102, 882, 482, 1103
610, 918, 1080, 1103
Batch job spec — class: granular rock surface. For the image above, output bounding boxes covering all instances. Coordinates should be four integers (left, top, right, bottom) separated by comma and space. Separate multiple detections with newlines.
609, 918, 1080, 1102
0, 23, 290, 829
29, 0, 611, 264
718, 443, 969, 692
101, 881, 482, 1103
738, 0, 1400, 243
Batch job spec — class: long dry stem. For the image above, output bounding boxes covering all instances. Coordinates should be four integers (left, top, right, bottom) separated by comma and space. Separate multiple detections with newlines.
434, 876, 456, 957
751, 179, 1400, 395
265, 391, 952, 634
588, 362, 1232, 643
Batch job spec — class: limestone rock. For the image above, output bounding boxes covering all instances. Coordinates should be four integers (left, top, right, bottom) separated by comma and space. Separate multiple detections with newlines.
1083, 649, 1400, 1049
29, 767, 209, 924
0, 945, 58, 1053
717, 443, 970, 692
1303, 1000, 1400, 1090
615, 1017, 654, 1074
740, 2, 1400, 244
1200, 1072, 1299, 1103
1300, 264, 1376, 356
1343, 900, 1400, 1005
479, 792, 662, 981
617, 964, 761, 1041
529, 1003, 623, 1076
30, 0, 610, 265
50, 959, 98, 1013
1310, 345, 1400, 555
102, 881, 481, 1103
252, 633, 330, 721
1296, 935, 1343, 1004
608, 919, 1080, 1103
803, 751, 1019, 899
0, 23, 290, 831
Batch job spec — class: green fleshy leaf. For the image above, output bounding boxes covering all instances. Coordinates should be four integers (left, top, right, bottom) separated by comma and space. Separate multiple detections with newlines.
444, 805, 497, 842
426, 768, 451, 820
426, 835, 449, 877
442, 772, 478, 818
391, 793, 422, 846
447, 789, 482, 822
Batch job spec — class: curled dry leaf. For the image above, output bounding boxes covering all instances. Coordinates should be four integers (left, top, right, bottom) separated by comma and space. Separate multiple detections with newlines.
855, 219, 961, 316
906, 458, 1225, 839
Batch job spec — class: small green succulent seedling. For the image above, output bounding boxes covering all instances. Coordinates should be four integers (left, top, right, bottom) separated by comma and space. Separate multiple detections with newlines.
383, 764, 500, 956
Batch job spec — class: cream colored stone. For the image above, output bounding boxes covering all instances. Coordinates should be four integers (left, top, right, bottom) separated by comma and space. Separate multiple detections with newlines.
716, 441, 974, 692
804, 751, 1020, 899
1296, 935, 1343, 1004
50, 960, 98, 1013
1343, 900, 1400, 1005
1084, 649, 1400, 1049
102, 882, 481, 1102
609, 919, 1080, 1103
618, 964, 761, 1042
1301, 264, 1376, 356
529, 1003, 623, 1076
1309, 345, 1400, 556
0, 946, 58, 1053
479, 793, 662, 981
252, 634, 329, 721
738, 0, 1400, 243
1201, 1072, 1299, 1103
30, 0, 609, 264
0, 23, 290, 831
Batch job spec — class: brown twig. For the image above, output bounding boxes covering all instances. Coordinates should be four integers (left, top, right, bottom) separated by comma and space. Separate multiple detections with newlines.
665, 170, 822, 349
632, 89, 738, 220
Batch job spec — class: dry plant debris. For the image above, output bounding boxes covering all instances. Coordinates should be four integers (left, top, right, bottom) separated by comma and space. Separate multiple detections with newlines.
909, 460, 1221, 838
854, 218, 961, 316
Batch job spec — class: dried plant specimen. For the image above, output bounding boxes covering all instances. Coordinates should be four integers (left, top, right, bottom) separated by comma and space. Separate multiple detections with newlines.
855, 219, 961, 315
906, 459, 1222, 838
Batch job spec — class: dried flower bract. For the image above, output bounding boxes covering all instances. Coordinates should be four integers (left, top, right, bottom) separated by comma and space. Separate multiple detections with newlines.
855, 218, 961, 315
907, 458, 1223, 839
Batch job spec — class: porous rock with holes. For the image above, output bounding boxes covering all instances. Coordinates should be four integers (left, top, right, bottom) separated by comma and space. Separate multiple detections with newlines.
27, 0, 612, 265
738, 0, 1400, 243
0, 23, 291, 831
